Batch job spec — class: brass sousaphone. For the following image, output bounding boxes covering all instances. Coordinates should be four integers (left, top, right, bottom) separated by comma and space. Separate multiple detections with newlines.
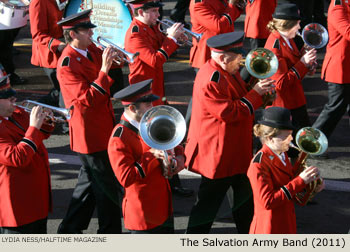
140, 105, 186, 178
289, 127, 328, 205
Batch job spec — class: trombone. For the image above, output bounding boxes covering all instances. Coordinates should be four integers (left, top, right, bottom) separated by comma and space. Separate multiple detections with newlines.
157, 19, 202, 46
92, 36, 140, 64
17, 100, 73, 124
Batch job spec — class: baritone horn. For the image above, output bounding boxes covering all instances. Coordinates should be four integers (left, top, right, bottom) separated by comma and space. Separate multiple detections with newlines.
289, 127, 328, 206
17, 100, 73, 123
296, 23, 328, 71
140, 105, 186, 178
296, 23, 329, 49
241, 48, 279, 107
157, 19, 202, 46
92, 36, 139, 64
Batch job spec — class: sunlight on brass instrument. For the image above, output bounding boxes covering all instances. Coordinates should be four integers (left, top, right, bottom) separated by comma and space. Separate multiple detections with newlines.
17, 100, 73, 124
92, 36, 139, 64
140, 105, 186, 179
289, 127, 328, 206
296, 23, 329, 71
157, 19, 202, 47
296, 23, 329, 49
240, 48, 279, 107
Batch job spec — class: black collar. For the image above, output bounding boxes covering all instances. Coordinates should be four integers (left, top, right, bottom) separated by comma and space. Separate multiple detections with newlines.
119, 120, 139, 134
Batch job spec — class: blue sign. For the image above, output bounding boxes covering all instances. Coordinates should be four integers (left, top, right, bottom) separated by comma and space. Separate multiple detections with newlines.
65, 0, 132, 48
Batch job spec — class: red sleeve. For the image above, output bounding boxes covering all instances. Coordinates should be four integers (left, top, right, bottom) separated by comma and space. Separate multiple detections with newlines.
59, 65, 113, 108
193, 1, 241, 33
0, 126, 44, 168
29, 0, 62, 54
127, 30, 178, 68
199, 76, 262, 123
248, 162, 306, 210
108, 130, 161, 188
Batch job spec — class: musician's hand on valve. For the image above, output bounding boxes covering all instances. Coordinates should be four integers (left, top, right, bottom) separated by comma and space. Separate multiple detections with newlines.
30, 106, 47, 129
253, 78, 276, 96
43, 108, 55, 126
300, 48, 317, 68
299, 166, 320, 184
100, 46, 115, 73
167, 22, 184, 40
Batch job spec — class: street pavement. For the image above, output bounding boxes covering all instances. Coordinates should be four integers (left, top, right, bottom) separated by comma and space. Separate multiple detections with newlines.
9, 0, 350, 234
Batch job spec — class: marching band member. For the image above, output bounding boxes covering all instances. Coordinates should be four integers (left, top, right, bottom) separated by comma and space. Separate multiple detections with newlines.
264, 3, 317, 158
29, 0, 67, 106
185, 0, 243, 133
124, 0, 184, 105
185, 32, 275, 233
312, 0, 350, 149
108, 80, 185, 233
248, 106, 324, 234
0, 75, 54, 234
56, 10, 122, 234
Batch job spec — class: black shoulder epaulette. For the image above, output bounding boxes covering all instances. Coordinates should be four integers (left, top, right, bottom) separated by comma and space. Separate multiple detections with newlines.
273, 39, 280, 50
210, 71, 220, 83
253, 152, 263, 163
131, 25, 139, 33
113, 126, 123, 138
335, 0, 342, 5
61, 56, 70, 67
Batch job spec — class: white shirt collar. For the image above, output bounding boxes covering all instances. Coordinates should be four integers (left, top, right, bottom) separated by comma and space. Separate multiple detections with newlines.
278, 32, 293, 50
266, 144, 287, 166
123, 112, 140, 130
70, 45, 88, 58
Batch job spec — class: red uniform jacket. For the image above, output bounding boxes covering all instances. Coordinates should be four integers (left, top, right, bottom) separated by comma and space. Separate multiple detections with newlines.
108, 115, 184, 230
185, 59, 263, 179
29, 0, 64, 68
321, 0, 350, 84
247, 144, 306, 234
265, 31, 309, 109
124, 19, 179, 105
244, 0, 277, 39
57, 44, 115, 154
189, 0, 242, 68
0, 108, 52, 227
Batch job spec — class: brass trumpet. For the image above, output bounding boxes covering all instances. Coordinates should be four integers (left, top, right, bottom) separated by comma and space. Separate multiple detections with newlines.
157, 19, 202, 47
92, 36, 140, 64
289, 127, 328, 206
17, 100, 73, 123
